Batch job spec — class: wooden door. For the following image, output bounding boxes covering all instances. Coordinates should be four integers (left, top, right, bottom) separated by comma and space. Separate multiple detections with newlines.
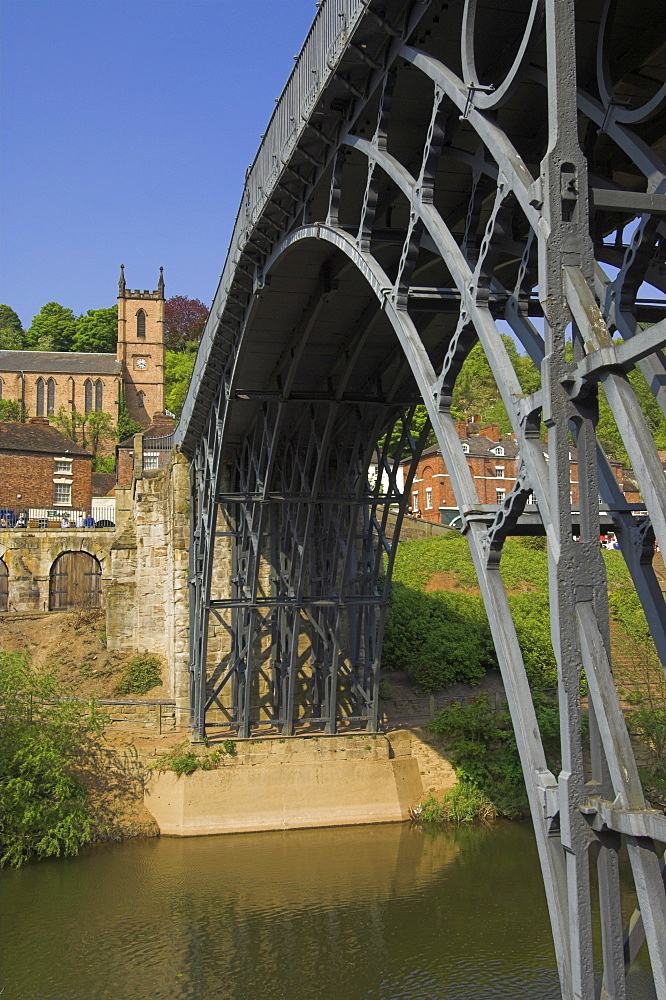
49, 552, 102, 611
0, 559, 7, 612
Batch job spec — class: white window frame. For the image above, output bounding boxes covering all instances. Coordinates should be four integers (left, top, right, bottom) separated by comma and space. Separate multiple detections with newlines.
54, 458, 73, 474
54, 483, 72, 506
493, 446, 505, 457
496, 488, 506, 505
425, 487, 433, 509
495, 466, 505, 478
461, 443, 469, 454
412, 490, 419, 511
143, 452, 159, 471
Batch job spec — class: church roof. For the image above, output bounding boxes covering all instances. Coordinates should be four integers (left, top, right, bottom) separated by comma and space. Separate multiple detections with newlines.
0, 350, 122, 376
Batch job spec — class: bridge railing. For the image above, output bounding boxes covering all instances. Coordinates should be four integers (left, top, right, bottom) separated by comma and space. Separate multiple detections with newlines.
177, 0, 366, 447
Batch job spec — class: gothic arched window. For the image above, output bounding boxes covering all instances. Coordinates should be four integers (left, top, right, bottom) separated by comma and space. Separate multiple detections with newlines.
84, 379, 93, 414
137, 310, 146, 338
95, 380, 103, 411
36, 378, 45, 416
47, 378, 55, 416
137, 390, 145, 409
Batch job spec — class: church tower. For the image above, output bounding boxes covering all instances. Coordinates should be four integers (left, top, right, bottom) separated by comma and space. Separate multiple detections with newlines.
117, 266, 166, 426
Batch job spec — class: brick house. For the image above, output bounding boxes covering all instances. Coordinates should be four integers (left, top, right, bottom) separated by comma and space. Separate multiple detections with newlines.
0, 267, 166, 447
0, 418, 92, 518
404, 420, 641, 525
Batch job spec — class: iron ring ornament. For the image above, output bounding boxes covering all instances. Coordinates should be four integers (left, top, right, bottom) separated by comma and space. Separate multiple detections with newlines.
596, 0, 666, 125
461, 0, 545, 109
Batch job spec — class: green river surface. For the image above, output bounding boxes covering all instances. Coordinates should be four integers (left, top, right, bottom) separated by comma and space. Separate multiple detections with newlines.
1, 819, 657, 1000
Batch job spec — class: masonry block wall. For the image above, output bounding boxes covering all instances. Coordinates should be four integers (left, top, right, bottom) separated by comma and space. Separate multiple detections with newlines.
117, 278, 165, 426
105, 450, 191, 724
0, 532, 111, 613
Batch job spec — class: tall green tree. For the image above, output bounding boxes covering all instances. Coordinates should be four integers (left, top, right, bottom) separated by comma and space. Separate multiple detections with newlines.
72, 305, 117, 353
26, 303, 78, 352
117, 392, 143, 442
0, 305, 24, 350
165, 350, 196, 416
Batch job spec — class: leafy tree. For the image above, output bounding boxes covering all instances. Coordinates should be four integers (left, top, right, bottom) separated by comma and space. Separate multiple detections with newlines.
72, 305, 117, 353
0, 305, 24, 350
117, 392, 143, 442
52, 405, 80, 442
0, 652, 100, 868
0, 400, 23, 421
164, 295, 208, 351
52, 406, 115, 462
83, 410, 115, 462
25, 302, 78, 352
93, 455, 116, 474
165, 349, 196, 416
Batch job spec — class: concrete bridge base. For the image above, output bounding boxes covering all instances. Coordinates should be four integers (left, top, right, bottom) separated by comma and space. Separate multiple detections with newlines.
144, 733, 430, 836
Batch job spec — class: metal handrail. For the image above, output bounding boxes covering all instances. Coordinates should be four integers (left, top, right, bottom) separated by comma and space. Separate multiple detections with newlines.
176, 0, 367, 447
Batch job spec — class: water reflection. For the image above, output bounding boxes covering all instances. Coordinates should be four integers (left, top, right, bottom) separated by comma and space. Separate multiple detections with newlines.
0, 820, 656, 1000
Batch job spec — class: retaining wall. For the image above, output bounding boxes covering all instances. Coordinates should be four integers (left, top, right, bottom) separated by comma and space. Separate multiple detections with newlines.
144, 733, 426, 836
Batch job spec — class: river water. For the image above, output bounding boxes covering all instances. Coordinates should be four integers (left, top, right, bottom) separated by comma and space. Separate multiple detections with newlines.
1, 820, 656, 1000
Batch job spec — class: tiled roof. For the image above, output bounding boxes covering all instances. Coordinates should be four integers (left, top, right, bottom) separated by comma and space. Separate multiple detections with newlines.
0, 350, 122, 376
0, 420, 92, 456
419, 433, 519, 461
91, 473, 116, 496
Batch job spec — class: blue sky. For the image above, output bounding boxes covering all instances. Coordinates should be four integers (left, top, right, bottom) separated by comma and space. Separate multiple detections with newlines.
1, 0, 315, 329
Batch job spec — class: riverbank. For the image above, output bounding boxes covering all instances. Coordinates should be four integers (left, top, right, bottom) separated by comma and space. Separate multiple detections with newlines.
72, 722, 458, 842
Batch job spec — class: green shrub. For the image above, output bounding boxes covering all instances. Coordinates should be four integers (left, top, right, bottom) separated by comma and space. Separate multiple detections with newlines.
429, 693, 561, 818
115, 654, 162, 696
416, 782, 497, 824
382, 584, 494, 691
151, 739, 234, 776
508, 595, 557, 689
0, 652, 101, 867
378, 680, 394, 700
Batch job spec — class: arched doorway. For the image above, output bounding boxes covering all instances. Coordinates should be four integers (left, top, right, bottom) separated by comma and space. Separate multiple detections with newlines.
0, 559, 8, 612
49, 552, 102, 611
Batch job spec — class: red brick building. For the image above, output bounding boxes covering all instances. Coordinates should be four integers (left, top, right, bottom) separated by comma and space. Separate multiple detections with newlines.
405, 420, 640, 525
0, 418, 92, 518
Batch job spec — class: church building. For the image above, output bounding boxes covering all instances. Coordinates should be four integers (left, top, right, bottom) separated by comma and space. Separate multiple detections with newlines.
0, 267, 165, 430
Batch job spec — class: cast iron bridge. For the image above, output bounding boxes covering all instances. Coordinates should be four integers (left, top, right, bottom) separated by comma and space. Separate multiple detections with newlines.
175, 1, 666, 996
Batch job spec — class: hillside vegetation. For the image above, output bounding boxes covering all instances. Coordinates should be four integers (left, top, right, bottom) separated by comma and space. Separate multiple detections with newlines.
384, 532, 666, 819
383, 532, 645, 692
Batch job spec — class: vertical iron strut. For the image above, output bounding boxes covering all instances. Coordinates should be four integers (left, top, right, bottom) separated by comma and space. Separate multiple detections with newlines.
178, 1, 666, 996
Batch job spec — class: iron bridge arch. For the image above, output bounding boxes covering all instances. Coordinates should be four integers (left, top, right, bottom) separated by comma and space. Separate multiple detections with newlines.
177, 1, 666, 997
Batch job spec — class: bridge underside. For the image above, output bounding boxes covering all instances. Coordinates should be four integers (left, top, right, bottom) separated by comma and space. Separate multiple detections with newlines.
179, 1, 666, 996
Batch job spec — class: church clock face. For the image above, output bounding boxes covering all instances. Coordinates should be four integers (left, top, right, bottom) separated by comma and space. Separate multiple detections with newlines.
135, 358, 147, 370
